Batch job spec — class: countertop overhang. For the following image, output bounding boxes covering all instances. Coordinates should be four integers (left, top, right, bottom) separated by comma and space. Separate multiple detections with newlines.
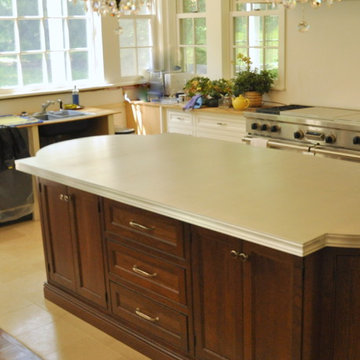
15, 133, 360, 257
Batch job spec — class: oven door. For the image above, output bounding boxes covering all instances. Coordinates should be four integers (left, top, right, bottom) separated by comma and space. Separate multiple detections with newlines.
242, 136, 313, 155
243, 136, 360, 162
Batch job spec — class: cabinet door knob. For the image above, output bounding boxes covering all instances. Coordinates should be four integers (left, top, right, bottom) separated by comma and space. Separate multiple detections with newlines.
59, 194, 71, 202
129, 220, 154, 232
132, 265, 157, 278
135, 308, 159, 323
230, 250, 248, 261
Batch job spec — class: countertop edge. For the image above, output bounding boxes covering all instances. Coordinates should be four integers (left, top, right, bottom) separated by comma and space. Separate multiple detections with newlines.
16, 159, 360, 257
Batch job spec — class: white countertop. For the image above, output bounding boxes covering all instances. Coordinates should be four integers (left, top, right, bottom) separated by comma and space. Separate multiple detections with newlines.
15, 134, 360, 257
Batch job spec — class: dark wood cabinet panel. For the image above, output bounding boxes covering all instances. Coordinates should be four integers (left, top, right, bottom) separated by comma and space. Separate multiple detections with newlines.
110, 282, 189, 354
103, 199, 185, 259
70, 187, 107, 308
192, 226, 244, 360
39, 179, 106, 309
107, 238, 187, 306
39, 180, 76, 291
332, 254, 360, 359
242, 241, 303, 360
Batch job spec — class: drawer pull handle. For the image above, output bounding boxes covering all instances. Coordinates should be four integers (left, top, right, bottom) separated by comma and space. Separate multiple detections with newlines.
132, 265, 157, 278
129, 221, 154, 232
135, 308, 159, 323
217, 122, 227, 126
230, 250, 248, 261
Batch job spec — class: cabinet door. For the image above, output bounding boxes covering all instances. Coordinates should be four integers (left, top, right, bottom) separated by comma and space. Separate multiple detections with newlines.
39, 180, 76, 291
242, 241, 303, 360
69, 187, 107, 308
192, 226, 243, 360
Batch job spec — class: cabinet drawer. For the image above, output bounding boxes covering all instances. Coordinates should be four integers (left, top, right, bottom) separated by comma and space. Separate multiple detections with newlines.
103, 199, 185, 258
110, 282, 189, 353
196, 115, 246, 142
167, 110, 193, 135
107, 239, 187, 305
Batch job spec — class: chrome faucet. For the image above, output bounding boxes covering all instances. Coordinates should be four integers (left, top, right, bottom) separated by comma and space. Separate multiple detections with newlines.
37, 98, 63, 114
41, 100, 56, 113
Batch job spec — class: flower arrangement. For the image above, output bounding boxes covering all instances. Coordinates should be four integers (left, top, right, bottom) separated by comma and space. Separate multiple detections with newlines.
232, 53, 275, 96
208, 78, 233, 99
183, 76, 212, 97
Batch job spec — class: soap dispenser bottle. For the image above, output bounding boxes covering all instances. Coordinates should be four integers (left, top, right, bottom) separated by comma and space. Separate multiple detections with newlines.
72, 86, 79, 105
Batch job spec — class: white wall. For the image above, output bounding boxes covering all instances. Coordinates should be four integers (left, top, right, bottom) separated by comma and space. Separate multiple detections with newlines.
270, 0, 360, 109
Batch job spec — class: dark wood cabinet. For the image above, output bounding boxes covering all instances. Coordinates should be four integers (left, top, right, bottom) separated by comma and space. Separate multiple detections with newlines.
103, 198, 193, 357
38, 179, 107, 308
37, 179, 360, 360
192, 227, 244, 360
192, 226, 303, 360
242, 241, 302, 360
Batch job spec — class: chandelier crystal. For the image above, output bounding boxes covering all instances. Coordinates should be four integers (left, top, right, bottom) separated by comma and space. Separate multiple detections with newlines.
70, 0, 153, 18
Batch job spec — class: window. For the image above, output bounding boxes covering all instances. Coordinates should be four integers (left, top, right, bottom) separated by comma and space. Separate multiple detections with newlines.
118, 2, 155, 78
176, 0, 207, 75
231, 1, 284, 88
0, 0, 103, 94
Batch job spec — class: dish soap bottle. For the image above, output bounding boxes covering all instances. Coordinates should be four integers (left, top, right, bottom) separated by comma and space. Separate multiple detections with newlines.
72, 86, 79, 105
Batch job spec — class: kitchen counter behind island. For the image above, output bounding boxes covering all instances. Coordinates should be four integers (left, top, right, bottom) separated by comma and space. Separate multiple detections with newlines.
15, 134, 360, 360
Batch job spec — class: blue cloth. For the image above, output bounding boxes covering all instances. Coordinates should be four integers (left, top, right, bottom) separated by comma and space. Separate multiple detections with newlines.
183, 95, 203, 111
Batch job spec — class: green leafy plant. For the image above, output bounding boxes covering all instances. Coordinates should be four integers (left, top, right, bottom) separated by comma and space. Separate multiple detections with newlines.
183, 76, 212, 97
208, 78, 233, 99
232, 53, 275, 96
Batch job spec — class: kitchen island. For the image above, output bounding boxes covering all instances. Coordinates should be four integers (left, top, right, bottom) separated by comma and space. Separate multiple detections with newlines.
16, 134, 360, 360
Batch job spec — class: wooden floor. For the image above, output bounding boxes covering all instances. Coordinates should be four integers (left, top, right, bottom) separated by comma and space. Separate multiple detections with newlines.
0, 328, 42, 359
0, 219, 150, 360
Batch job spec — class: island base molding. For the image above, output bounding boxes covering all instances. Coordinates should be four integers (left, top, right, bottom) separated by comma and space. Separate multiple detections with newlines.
43, 283, 188, 360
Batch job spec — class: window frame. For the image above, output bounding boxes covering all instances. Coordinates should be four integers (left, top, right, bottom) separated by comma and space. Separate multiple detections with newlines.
176, 0, 207, 76
118, 13, 156, 81
0, 0, 104, 97
230, 1, 285, 90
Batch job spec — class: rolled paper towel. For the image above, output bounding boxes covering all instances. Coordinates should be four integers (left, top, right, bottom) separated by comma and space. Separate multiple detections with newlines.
250, 138, 269, 148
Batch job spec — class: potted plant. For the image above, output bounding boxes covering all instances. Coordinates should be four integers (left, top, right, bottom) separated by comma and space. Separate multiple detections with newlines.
183, 76, 212, 98
232, 54, 275, 107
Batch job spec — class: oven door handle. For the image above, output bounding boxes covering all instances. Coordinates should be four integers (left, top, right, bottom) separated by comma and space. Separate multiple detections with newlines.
243, 136, 311, 152
311, 147, 360, 161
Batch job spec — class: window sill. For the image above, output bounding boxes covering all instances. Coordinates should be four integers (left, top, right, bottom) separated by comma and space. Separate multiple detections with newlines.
0, 80, 148, 100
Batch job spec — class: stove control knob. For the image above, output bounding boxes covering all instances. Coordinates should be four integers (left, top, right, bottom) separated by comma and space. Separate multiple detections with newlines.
325, 135, 336, 144
251, 123, 259, 130
260, 124, 268, 131
294, 130, 304, 139
270, 125, 279, 133
353, 136, 360, 145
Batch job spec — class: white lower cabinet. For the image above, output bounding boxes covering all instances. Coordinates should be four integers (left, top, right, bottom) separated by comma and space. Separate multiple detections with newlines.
165, 108, 247, 142
166, 110, 194, 135
195, 114, 246, 143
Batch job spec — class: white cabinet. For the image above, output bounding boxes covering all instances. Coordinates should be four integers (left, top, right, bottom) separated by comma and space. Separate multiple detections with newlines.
195, 114, 246, 143
166, 110, 194, 135
165, 108, 247, 143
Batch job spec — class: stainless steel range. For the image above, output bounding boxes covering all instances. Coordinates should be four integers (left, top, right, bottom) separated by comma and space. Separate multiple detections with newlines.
243, 105, 360, 161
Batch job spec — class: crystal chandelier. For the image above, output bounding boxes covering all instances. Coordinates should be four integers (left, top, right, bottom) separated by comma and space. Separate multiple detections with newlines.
71, 0, 153, 18
269, 0, 342, 9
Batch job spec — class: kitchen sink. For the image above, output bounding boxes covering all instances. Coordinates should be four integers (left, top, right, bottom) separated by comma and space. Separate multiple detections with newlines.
33, 110, 91, 121
35, 110, 94, 137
